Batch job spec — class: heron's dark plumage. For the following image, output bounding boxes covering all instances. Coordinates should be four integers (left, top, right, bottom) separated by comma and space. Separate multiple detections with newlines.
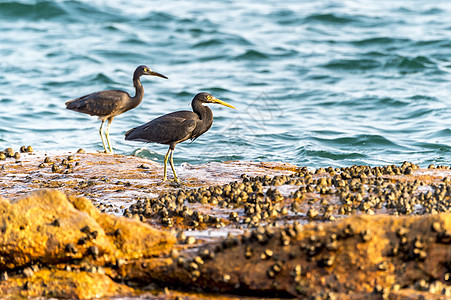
125, 112, 194, 143
125, 92, 235, 182
66, 90, 132, 119
65, 65, 167, 153
125, 93, 216, 148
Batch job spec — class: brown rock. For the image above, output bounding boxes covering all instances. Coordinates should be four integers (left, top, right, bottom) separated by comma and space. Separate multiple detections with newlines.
0, 190, 176, 298
0, 190, 175, 270
141, 213, 451, 298
0, 269, 133, 298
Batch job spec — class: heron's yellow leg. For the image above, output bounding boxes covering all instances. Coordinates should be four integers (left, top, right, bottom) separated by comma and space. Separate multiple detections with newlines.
105, 118, 114, 154
169, 149, 180, 183
163, 148, 171, 181
99, 120, 108, 153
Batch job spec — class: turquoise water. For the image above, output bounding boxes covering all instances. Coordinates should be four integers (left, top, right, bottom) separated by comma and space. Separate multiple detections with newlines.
1, 0, 450, 168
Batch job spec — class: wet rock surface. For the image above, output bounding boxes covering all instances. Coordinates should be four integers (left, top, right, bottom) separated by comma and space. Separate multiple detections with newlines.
0, 149, 297, 215
0, 150, 450, 298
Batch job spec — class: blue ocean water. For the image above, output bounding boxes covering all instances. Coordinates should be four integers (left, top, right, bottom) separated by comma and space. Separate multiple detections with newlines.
1, 0, 450, 168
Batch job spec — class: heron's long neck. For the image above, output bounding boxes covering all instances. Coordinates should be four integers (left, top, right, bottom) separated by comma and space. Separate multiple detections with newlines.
192, 99, 213, 135
192, 100, 211, 120
130, 76, 144, 109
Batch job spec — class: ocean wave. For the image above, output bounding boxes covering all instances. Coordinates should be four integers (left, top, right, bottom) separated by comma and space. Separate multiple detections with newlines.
131, 148, 161, 161
322, 59, 382, 71
424, 129, 451, 139
384, 55, 436, 72
412, 39, 451, 48
408, 95, 438, 102
0, 0, 67, 20
270, 8, 298, 25
76, 73, 118, 86
368, 97, 410, 108
139, 11, 175, 23
203, 87, 230, 93
0, 0, 127, 23
297, 147, 368, 161
303, 13, 359, 25
321, 55, 438, 73
0, 98, 14, 104
414, 141, 451, 152
192, 34, 252, 49
234, 49, 269, 60
310, 134, 402, 149
350, 37, 411, 47
394, 108, 435, 120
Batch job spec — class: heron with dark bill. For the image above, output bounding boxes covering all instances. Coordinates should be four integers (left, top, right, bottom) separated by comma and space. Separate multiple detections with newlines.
66, 65, 167, 154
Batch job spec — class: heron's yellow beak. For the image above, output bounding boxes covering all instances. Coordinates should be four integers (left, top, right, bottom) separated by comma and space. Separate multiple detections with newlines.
210, 97, 236, 109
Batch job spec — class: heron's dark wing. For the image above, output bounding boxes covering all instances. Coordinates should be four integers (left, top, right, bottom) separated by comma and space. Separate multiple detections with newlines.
65, 90, 129, 117
125, 111, 198, 145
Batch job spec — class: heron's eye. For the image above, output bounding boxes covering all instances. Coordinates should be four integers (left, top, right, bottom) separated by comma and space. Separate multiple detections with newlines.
143, 68, 148, 72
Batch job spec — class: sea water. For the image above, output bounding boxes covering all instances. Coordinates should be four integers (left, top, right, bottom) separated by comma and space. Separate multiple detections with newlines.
1, 0, 450, 168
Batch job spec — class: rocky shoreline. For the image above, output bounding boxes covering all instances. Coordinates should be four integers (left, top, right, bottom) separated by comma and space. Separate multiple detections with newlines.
0, 149, 450, 299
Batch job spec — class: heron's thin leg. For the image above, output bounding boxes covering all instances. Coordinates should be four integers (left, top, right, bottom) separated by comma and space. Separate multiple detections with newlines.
169, 149, 180, 182
163, 148, 171, 181
105, 118, 114, 154
99, 120, 108, 153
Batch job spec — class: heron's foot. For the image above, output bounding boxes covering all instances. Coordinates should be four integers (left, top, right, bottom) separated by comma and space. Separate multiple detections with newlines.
159, 178, 182, 187
169, 179, 182, 187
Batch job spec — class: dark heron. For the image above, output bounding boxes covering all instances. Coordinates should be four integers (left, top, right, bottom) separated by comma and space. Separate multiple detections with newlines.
125, 92, 235, 182
65, 65, 167, 154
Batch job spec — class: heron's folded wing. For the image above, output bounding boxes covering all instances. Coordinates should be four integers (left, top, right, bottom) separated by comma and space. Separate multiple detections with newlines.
65, 90, 129, 117
125, 114, 197, 145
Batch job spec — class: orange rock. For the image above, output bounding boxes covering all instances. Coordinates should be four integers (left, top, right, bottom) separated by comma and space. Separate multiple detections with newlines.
0, 189, 176, 298
0, 190, 175, 270
0, 269, 133, 298
140, 213, 451, 298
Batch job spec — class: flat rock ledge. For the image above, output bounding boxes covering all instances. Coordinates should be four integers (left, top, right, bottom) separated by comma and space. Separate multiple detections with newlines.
0, 190, 450, 299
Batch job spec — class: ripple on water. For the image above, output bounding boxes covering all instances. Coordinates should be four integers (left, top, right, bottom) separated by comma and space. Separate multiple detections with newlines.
350, 37, 411, 47
384, 55, 437, 72
234, 49, 269, 61
0, 0, 450, 168
303, 13, 360, 25
139, 11, 175, 23
322, 58, 382, 71
77, 73, 119, 86
297, 146, 368, 162
312, 134, 403, 149
0, 1, 67, 20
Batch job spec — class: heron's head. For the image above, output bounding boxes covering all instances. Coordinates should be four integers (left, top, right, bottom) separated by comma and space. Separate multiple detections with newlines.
134, 65, 168, 80
195, 92, 236, 109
